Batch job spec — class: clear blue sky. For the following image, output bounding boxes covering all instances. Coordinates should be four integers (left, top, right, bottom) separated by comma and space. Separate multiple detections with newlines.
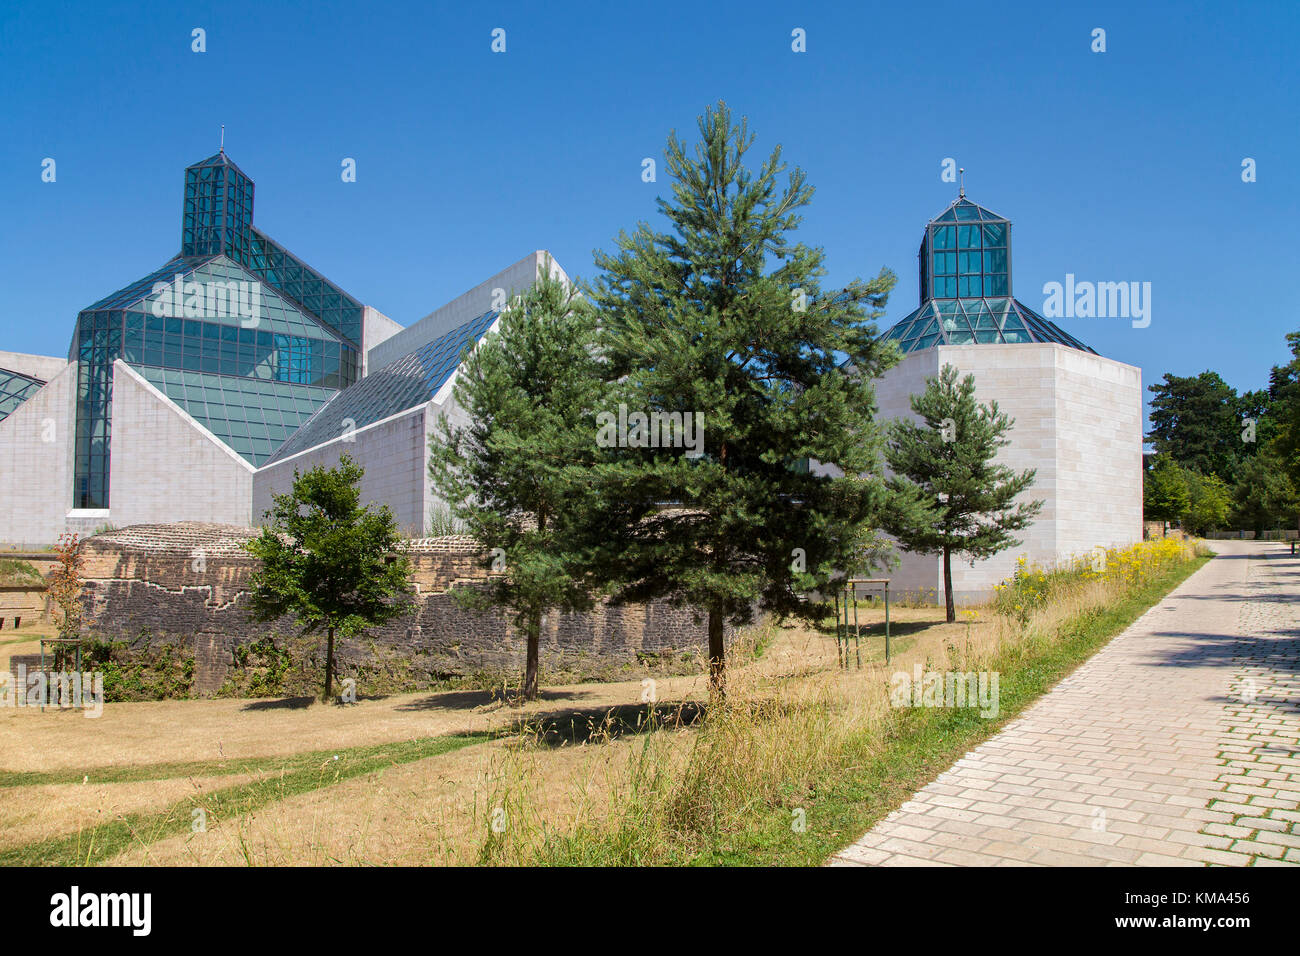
2, 0, 1296, 426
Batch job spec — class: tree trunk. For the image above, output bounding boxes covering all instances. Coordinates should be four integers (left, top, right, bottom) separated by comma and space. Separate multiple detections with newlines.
323, 626, 336, 703
523, 609, 541, 701
707, 607, 726, 705
942, 546, 956, 624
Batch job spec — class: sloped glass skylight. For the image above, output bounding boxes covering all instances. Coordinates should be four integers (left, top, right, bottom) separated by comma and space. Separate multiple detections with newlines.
265, 308, 498, 463
0, 367, 45, 422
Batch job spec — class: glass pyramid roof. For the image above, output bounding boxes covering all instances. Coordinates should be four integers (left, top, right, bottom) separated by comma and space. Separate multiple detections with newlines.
882, 297, 1096, 354
266, 308, 499, 463
931, 197, 1007, 223
0, 367, 46, 423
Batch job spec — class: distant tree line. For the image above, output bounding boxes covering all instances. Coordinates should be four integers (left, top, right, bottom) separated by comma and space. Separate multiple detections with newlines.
1144, 333, 1300, 534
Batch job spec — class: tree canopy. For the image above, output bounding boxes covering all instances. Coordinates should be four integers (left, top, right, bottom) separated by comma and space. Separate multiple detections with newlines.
246, 456, 413, 702
579, 101, 904, 699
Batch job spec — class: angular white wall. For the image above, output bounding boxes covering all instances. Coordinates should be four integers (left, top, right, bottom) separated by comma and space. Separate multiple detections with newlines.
0, 361, 77, 547
107, 362, 255, 527
367, 251, 567, 371
252, 404, 431, 535
872, 343, 1142, 603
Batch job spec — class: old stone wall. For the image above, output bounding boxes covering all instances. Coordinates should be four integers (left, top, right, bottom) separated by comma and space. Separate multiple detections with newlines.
78, 523, 722, 695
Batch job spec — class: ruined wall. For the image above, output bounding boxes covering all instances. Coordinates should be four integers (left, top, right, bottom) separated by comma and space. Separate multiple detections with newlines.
78, 523, 721, 695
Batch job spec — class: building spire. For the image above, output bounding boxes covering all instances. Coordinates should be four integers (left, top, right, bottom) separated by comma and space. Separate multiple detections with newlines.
958, 167, 965, 199
219, 125, 225, 154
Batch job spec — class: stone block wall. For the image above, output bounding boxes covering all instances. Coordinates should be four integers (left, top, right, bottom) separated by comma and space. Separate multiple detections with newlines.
77, 523, 723, 695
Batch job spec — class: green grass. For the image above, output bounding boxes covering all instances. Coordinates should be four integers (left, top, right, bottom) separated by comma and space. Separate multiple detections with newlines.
715, 553, 1211, 866
0, 732, 488, 866
534, 552, 1212, 866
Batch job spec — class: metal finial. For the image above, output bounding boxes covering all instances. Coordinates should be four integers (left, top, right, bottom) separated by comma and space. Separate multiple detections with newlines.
959, 167, 965, 199
220, 125, 225, 153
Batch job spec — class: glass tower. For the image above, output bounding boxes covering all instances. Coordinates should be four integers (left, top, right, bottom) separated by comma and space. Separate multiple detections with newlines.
882, 197, 1093, 355
69, 152, 364, 509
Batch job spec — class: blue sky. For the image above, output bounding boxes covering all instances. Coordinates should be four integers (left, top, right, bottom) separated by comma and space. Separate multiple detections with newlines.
2, 0, 1296, 426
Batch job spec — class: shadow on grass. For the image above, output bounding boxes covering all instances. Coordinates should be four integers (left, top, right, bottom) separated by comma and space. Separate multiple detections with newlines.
810, 618, 944, 641
517, 701, 707, 748
394, 687, 595, 713
241, 695, 317, 711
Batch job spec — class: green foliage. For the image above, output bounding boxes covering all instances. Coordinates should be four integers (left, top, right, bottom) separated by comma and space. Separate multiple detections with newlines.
245, 455, 414, 701
426, 504, 467, 538
1143, 455, 1191, 525
1266, 331, 1300, 483
1232, 447, 1299, 536
79, 637, 195, 702
1147, 370, 1251, 482
1185, 470, 1232, 534
579, 101, 903, 695
883, 364, 1042, 621
429, 259, 604, 699
0, 559, 42, 586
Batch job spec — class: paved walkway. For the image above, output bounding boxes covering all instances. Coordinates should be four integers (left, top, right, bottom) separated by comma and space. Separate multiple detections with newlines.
831, 540, 1300, 867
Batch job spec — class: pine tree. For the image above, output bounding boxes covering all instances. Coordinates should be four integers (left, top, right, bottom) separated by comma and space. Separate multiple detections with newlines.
429, 260, 603, 700
582, 102, 905, 701
884, 364, 1042, 623
245, 456, 413, 702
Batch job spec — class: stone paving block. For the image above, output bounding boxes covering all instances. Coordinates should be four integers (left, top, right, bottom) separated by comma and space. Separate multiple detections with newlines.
831, 543, 1300, 868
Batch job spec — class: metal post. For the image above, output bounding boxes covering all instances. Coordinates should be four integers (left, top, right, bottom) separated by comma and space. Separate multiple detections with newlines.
833, 589, 843, 668
885, 583, 891, 663
852, 585, 860, 670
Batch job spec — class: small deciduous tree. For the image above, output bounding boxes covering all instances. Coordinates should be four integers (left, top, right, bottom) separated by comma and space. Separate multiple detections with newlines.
47, 532, 85, 642
1144, 455, 1191, 528
246, 456, 413, 702
884, 364, 1043, 623
1185, 470, 1232, 535
429, 261, 602, 701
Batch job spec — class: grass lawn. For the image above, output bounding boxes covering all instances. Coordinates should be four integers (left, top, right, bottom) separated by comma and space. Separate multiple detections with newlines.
0, 544, 1211, 866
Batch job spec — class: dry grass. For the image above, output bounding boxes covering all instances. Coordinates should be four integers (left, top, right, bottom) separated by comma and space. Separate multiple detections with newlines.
0, 775, 258, 850
79, 605, 994, 866
0, 673, 708, 773
0, 539, 1203, 866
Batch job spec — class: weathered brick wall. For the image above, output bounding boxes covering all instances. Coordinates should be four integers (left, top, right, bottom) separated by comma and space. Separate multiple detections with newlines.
78, 523, 724, 694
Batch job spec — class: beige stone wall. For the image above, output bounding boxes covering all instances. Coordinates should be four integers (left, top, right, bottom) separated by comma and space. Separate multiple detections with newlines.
869, 343, 1142, 604
0, 362, 77, 548
108, 362, 255, 527
253, 404, 431, 536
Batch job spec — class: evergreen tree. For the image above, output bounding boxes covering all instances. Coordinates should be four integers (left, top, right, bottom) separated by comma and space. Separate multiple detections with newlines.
583, 102, 905, 701
1231, 450, 1297, 534
429, 261, 603, 700
884, 364, 1042, 623
1147, 371, 1244, 481
246, 456, 413, 702
1266, 332, 1300, 491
